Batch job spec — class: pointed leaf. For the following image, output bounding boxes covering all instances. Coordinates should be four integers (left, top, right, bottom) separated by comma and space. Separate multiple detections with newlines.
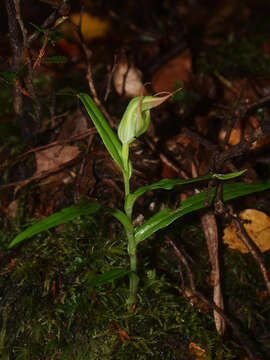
135, 180, 270, 244
213, 170, 246, 180
88, 268, 131, 287
78, 93, 124, 169
8, 202, 101, 248
125, 171, 245, 216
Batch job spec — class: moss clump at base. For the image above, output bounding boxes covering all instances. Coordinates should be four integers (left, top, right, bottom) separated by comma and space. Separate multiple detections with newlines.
1, 215, 268, 359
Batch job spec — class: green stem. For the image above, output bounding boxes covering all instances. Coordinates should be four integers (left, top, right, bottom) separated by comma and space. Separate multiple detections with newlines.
122, 143, 130, 196
123, 171, 130, 197
126, 230, 139, 309
121, 142, 139, 308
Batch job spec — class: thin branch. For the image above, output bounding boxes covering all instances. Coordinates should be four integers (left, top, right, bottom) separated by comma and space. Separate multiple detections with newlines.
5, 0, 23, 115
214, 128, 264, 171
69, 11, 115, 128
13, 0, 42, 125
14, 0, 28, 45
145, 135, 189, 179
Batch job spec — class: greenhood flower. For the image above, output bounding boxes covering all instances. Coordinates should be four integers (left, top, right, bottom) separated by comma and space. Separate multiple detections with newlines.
118, 94, 170, 145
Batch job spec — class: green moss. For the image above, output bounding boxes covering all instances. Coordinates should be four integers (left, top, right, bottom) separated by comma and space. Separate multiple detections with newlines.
1, 208, 269, 359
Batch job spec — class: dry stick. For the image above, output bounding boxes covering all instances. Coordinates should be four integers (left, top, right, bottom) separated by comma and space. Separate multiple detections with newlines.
14, 0, 42, 126
192, 161, 225, 335
223, 83, 246, 146
5, 0, 23, 115
165, 236, 195, 290
144, 135, 189, 179
69, 9, 115, 129
82, 43, 115, 129
182, 127, 218, 152
28, 10, 57, 44
165, 236, 258, 360
201, 210, 225, 335
214, 128, 263, 170
104, 54, 118, 101
211, 124, 270, 295
231, 214, 270, 295
14, 0, 27, 45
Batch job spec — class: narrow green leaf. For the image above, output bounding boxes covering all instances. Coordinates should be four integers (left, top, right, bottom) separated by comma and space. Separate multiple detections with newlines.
44, 56, 68, 63
213, 170, 246, 180
106, 208, 133, 233
78, 93, 124, 169
125, 171, 245, 215
88, 268, 131, 287
135, 180, 270, 244
8, 202, 101, 248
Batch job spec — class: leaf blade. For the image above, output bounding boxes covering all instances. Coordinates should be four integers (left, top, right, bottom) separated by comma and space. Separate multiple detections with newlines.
125, 171, 245, 215
8, 202, 101, 248
135, 180, 270, 244
78, 93, 124, 169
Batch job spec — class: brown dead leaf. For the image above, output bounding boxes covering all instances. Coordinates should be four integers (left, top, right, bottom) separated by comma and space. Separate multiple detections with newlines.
223, 209, 270, 253
34, 110, 88, 184
151, 49, 192, 93
35, 145, 80, 182
58, 110, 88, 140
113, 53, 146, 97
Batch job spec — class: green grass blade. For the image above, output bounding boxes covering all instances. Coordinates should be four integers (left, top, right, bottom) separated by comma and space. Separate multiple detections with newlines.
88, 268, 131, 287
135, 179, 270, 244
8, 202, 101, 248
78, 93, 124, 169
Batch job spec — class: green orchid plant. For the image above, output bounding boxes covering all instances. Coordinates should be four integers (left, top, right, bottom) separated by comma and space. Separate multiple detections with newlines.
9, 92, 270, 309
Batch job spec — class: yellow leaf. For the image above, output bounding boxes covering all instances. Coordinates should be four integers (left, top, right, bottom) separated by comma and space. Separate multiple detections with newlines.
61, 12, 109, 41
223, 209, 270, 253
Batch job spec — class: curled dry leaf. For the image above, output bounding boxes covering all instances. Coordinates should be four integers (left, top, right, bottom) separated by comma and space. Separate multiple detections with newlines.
113, 54, 146, 98
223, 209, 270, 253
